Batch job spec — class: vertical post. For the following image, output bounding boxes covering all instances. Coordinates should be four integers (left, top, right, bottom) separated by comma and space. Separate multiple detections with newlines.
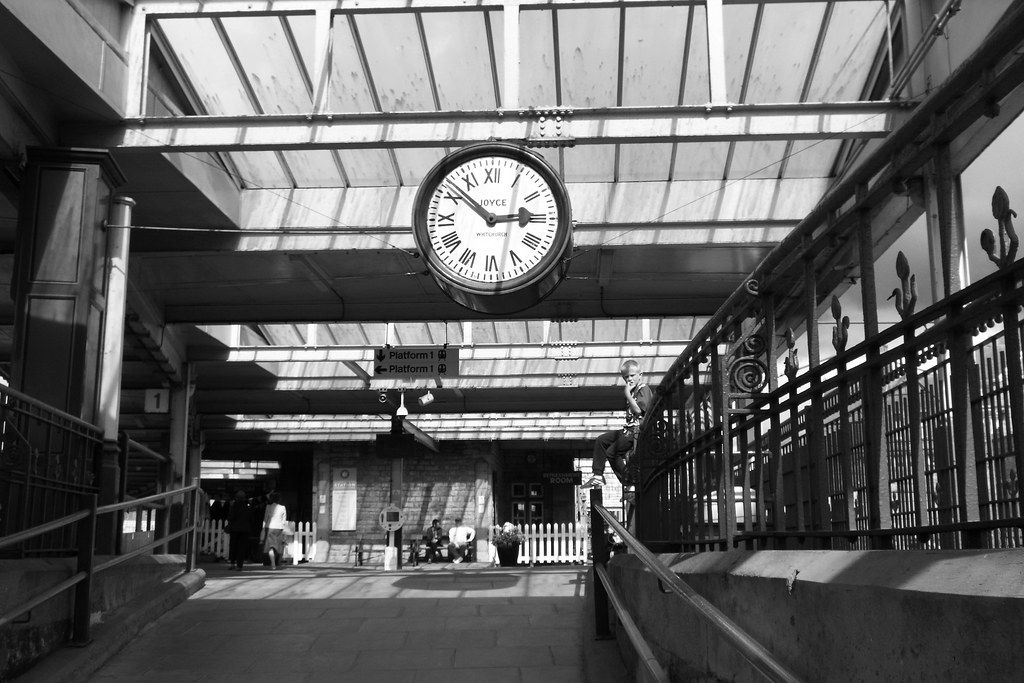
1001, 294, 1024, 505
805, 258, 829, 535
186, 477, 200, 572
947, 304, 982, 531
711, 344, 735, 547
115, 431, 129, 555
97, 197, 134, 555
856, 191, 893, 545
590, 488, 611, 638
705, 0, 728, 104
124, 6, 150, 118
503, 0, 520, 109
934, 144, 967, 296
72, 493, 97, 646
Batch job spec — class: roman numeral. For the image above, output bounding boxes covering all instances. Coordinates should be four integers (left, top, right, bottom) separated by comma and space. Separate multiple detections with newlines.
523, 191, 540, 202
528, 212, 546, 223
458, 248, 476, 268
436, 212, 455, 227
509, 250, 522, 266
441, 232, 461, 251
463, 173, 478, 191
522, 232, 542, 250
485, 255, 498, 272
484, 168, 501, 184
444, 190, 460, 203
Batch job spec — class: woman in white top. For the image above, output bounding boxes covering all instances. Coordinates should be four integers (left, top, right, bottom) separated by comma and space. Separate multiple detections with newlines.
261, 492, 287, 570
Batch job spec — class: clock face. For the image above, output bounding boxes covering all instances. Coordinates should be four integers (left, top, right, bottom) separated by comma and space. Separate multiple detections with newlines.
412, 143, 573, 314
424, 156, 560, 284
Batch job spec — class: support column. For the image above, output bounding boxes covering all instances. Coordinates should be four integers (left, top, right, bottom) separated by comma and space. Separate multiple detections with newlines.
12, 148, 126, 421
95, 196, 134, 553
166, 375, 192, 552
931, 144, 969, 296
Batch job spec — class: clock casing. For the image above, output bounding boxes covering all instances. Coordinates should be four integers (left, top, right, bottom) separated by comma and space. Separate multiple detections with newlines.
411, 143, 573, 315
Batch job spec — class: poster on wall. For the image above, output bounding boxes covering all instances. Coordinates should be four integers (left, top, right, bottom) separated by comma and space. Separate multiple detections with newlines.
331, 466, 357, 531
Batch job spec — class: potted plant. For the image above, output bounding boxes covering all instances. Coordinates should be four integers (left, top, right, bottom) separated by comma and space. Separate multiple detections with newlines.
492, 522, 524, 567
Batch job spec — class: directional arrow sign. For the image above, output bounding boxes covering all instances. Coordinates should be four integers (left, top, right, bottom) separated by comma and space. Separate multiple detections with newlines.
373, 346, 460, 379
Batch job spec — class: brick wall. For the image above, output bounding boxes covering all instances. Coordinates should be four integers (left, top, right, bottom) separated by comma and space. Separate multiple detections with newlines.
312, 441, 497, 565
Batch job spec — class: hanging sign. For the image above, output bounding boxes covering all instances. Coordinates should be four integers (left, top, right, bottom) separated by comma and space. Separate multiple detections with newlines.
373, 346, 460, 379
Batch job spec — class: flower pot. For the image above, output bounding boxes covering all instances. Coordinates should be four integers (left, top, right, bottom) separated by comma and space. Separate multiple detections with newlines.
496, 544, 520, 567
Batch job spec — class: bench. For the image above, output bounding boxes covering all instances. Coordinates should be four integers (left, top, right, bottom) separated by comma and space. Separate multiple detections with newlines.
409, 536, 477, 566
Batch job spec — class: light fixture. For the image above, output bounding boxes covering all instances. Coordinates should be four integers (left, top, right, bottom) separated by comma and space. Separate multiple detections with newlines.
396, 391, 409, 417
418, 390, 435, 407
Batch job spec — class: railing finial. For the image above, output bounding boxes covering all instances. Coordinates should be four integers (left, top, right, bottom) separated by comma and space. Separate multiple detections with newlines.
831, 295, 850, 353
981, 186, 1019, 270
783, 328, 799, 381
887, 251, 917, 320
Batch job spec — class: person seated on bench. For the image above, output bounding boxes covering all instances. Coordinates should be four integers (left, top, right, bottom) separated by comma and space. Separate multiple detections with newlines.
447, 517, 475, 564
583, 358, 653, 489
424, 518, 445, 563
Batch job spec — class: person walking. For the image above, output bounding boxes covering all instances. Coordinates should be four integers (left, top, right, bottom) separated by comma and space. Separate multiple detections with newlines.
226, 490, 253, 571
261, 491, 287, 570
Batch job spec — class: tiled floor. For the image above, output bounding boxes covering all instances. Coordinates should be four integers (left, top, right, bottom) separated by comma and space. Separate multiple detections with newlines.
87, 562, 615, 683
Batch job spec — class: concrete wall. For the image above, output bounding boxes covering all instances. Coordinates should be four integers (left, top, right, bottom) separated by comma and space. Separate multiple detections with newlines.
0, 554, 187, 679
606, 549, 1024, 681
312, 442, 497, 565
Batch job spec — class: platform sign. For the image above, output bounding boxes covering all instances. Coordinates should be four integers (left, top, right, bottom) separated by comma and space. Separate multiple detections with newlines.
373, 346, 459, 379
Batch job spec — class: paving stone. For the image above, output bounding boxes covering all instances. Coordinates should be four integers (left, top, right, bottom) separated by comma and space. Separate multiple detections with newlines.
415, 666, 522, 683
453, 644, 555, 668
351, 647, 454, 670
83, 565, 599, 683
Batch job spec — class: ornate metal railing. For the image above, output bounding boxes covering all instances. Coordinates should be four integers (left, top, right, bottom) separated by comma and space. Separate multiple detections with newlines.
0, 385, 103, 556
635, 186, 1022, 551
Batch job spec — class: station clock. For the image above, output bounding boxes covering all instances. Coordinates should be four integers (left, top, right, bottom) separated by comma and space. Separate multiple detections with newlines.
411, 143, 573, 314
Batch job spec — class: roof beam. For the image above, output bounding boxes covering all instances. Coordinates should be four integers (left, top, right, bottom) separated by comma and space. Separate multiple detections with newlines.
65, 102, 901, 152
134, 0, 884, 16
188, 340, 688, 363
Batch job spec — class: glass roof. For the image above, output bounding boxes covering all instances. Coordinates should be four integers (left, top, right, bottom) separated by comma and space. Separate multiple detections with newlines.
149, 1, 889, 190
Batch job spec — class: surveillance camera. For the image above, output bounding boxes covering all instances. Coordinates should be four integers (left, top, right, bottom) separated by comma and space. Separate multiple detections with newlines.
418, 391, 435, 406
378, 391, 388, 404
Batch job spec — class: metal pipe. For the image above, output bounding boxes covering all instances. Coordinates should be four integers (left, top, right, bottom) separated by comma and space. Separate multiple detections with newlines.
594, 503, 803, 683
594, 563, 670, 683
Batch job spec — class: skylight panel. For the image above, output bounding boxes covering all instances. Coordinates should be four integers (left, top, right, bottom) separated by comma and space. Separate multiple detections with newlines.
422, 11, 499, 110
557, 7, 619, 108
220, 16, 313, 113
805, 2, 887, 102
518, 8, 557, 106
743, 3, 827, 104
620, 5, 688, 107
353, 13, 434, 111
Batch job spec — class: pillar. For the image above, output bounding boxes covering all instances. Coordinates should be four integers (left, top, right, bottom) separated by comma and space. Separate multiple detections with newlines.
12, 148, 126, 421
95, 196, 134, 552
11, 148, 126, 538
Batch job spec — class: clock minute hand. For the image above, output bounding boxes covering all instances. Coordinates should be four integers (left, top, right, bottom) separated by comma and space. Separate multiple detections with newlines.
445, 182, 494, 224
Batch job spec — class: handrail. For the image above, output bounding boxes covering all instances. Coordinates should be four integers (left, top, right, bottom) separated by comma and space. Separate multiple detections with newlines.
0, 478, 201, 643
123, 436, 170, 463
593, 503, 802, 683
0, 384, 103, 434
0, 509, 90, 550
98, 482, 194, 514
0, 571, 89, 629
593, 563, 670, 683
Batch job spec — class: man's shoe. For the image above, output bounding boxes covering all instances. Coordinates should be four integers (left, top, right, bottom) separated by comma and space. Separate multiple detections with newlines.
582, 475, 605, 488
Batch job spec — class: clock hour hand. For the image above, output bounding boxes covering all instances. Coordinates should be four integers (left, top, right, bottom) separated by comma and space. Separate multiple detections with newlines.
490, 207, 538, 228
444, 182, 495, 224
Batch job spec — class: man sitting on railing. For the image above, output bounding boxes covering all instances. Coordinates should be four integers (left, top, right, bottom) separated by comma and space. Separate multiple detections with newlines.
583, 358, 653, 489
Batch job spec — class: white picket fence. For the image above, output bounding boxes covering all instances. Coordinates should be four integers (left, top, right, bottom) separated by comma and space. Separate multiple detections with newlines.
489, 523, 588, 565
197, 519, 317, 565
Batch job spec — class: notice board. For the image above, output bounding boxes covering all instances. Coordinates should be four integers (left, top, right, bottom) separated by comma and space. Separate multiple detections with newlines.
331, 466, 357, 531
